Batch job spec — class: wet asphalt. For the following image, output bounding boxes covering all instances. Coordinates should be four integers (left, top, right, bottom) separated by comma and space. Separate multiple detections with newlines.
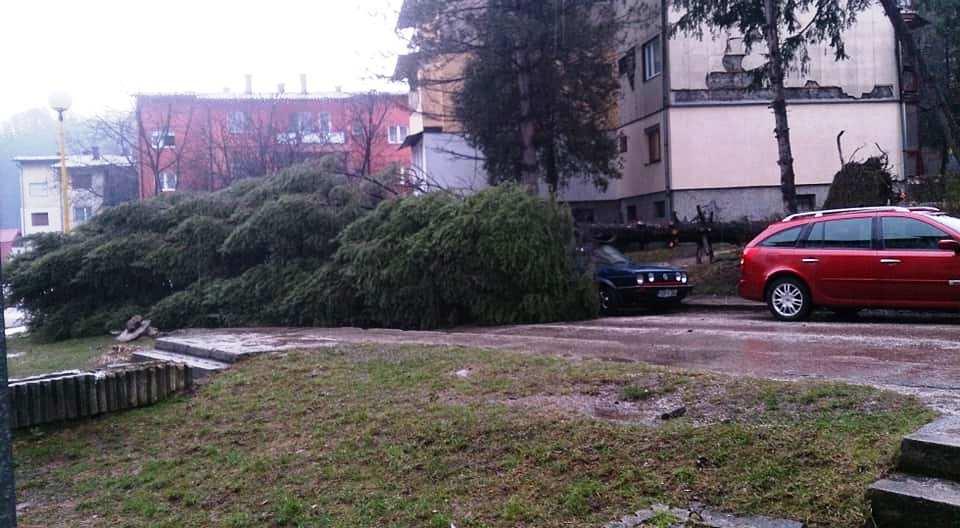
166, 305, 960, 413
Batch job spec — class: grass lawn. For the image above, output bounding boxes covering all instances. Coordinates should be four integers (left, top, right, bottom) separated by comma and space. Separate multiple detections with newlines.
14, 345, 933, 527
6, 334, 154, 379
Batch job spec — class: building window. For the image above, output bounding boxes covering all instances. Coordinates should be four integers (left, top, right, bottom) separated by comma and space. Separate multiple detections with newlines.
572, 208, 595, 224
318, 113, 332, 135
646, 125, 661, 163
290, 112, 315, 133
28, 182, 49, 197
160, 172, 178, 192
228, 111, 248, 133
642, 36, 662, 81
796, 194, 816, 212
617, 47, 636, 90
71, 173, 93, 190
388, 125, 409, 144
618, 134, 628, 153
654, 200, 666, 219
626, 205, 638, 222
73, 206, 93, 223
31, 213, 49, 226
151, 130, 175, 149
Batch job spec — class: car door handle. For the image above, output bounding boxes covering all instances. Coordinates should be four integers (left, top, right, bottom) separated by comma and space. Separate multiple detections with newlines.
880, 258, 901, 265
801, 258, 819, 263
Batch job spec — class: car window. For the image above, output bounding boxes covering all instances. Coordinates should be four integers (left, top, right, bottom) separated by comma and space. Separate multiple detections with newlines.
592, 245, 630, 266
882, 217, 949, 250
928, 214, 960, 233
760, 226, 802, 248
806, 218, 873, 249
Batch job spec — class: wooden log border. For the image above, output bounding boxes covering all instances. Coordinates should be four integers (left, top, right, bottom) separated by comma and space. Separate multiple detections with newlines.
7, 362, 191, 429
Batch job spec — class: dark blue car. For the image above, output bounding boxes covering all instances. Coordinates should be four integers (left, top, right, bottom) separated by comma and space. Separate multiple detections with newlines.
593, 245, 693, 313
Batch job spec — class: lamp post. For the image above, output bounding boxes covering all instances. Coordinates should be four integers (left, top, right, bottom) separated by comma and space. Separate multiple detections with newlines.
48, 92, 72, 233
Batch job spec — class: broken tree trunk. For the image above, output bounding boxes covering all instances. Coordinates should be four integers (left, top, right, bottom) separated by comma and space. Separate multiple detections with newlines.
879, 0, 960, 163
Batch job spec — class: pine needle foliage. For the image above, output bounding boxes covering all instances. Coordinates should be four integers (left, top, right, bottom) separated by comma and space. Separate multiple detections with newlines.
4, 161, 596, 340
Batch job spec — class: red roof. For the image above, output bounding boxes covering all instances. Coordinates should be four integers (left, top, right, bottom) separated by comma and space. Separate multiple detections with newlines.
0, 229, 20, 243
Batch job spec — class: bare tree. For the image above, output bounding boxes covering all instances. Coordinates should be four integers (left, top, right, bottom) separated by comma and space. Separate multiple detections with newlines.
344, 91, 397, 177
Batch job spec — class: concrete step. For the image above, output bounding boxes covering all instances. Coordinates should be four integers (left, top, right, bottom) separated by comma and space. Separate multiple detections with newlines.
899, 416, 960, 481
155, 337, 247, 364
132, 349, 230, 378
868, 473, 960, 527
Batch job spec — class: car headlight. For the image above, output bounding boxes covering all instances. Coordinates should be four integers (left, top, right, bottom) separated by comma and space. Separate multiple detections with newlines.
636, 276, 644, 285
647, 273, 655, 282
681, 274, 688, 284
675, 272, 682, 282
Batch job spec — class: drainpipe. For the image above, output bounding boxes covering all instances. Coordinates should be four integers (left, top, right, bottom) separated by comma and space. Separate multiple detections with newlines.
660, 0, 675, 220
894, 36, 910, 184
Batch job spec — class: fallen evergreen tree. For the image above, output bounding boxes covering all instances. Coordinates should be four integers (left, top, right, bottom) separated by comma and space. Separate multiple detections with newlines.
4, 160, 596, 340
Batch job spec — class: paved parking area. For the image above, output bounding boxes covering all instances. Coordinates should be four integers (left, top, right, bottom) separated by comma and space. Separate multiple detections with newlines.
165, 306, 960, 413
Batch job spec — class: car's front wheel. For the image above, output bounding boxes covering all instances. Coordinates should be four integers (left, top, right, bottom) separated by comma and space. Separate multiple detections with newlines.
766, 277, 812, 322
598, 285, 617, 315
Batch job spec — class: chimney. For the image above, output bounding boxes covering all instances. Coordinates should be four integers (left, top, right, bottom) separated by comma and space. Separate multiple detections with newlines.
335, 85, 342, 93
91, 146, 101, 160
277, 83, 286, 94
244, 74, 253, 95
300, 74, 308, 95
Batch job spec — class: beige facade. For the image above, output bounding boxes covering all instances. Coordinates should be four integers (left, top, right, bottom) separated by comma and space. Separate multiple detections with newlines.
560, 1, 910, 223
395, 0, 911, 223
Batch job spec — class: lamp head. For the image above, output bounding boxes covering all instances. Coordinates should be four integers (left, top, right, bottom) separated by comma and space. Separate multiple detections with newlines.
48, 91, 72, 113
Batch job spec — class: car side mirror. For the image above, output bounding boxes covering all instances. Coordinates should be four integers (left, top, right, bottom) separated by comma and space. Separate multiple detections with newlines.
938, 239, 960, 254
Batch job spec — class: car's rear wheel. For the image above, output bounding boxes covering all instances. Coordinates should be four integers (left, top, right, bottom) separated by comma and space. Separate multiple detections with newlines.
598, 285, 617, 315
767, 277, 812, 322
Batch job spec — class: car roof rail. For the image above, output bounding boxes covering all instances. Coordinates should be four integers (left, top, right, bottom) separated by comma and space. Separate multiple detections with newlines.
782, 206, 911, 222
908, 206, 942, 213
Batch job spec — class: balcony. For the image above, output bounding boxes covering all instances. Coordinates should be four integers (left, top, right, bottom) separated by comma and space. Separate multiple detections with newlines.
276, 131, 346, 145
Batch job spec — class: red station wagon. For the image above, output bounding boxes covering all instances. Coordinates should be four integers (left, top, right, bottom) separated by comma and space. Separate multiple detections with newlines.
739, 207, 960, 321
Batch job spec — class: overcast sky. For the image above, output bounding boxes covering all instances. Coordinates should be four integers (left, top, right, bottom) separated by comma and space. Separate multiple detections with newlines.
1, 0, 409, 121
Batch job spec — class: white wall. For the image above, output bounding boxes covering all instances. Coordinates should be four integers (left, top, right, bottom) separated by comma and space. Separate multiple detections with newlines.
19, 162, 63, 235
669, 101, 904, 190
416, 132, 489, 193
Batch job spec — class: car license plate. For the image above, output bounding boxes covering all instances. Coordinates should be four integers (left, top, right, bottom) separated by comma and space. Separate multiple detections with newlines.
657, 289, 678, 298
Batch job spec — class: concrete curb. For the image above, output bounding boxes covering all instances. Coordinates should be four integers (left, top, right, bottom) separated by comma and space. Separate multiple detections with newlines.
683, 296, 765, 311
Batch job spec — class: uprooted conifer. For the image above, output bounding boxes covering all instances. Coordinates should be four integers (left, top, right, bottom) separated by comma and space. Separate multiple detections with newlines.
4, 160, 596, 340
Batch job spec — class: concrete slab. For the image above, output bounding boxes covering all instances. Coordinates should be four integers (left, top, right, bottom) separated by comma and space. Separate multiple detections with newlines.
132, 350, 230, 376
156, 328, 338, 364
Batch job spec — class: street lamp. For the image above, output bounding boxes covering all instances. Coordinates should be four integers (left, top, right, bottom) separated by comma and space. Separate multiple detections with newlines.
48, 92, 72, 233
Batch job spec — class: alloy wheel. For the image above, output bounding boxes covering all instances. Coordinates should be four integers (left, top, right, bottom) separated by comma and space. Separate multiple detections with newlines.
771, 282, 804, 318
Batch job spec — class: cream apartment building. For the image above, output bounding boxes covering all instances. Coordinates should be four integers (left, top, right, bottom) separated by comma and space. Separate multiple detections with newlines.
395, 0, 916, 222
13, 153, 135, 235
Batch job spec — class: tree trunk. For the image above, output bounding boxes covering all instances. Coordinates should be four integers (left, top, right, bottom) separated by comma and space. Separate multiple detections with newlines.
544, 128, 559, 196
515, 48, 539, 192
763, 0, 798, 214
879, 0, 960, 163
